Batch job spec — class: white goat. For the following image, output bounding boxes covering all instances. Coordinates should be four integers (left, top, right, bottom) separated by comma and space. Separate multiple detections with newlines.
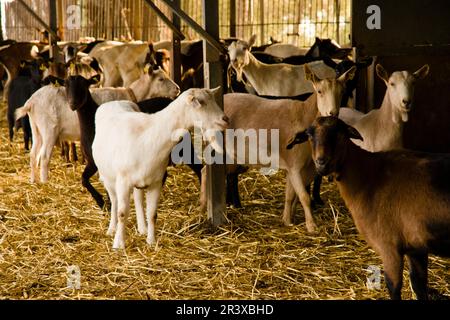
339, 64, 429, 152
92, 88, 228, 249
264, 43, 307, 58
228, 35, 336, 96
15, 68, 179, 183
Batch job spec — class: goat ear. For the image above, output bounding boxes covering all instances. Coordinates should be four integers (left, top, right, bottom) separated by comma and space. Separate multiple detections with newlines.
42, 75, 65, 86
248, 34, 257, 49
88, 75, 100, 85
346, 124, 363, 141
413, 64, 430, 80
338, 65, 356, 83
376, 64, 389, 82
148, 43, 155, 54
304, 64, 320, 84
286, 130, 309, 149
209, 86, 221, 97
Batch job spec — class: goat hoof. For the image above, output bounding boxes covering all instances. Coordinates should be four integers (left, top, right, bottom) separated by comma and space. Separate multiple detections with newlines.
311, 198, 325, 209
146, 237, 156, 246
138, 227, 147, 236
306, 222, 318, 234
112, 239, 125, 250
282, 217, 293, 227
106, 228, 115, 236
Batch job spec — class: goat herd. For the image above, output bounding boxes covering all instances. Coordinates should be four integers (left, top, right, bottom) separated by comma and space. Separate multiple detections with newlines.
1, 34, 449, 300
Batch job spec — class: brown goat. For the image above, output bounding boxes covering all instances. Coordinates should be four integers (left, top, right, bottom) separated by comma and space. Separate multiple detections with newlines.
287, 116, 450, 300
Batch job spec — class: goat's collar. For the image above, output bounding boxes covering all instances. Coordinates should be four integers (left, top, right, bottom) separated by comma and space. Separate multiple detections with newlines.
126, 87, 138, 103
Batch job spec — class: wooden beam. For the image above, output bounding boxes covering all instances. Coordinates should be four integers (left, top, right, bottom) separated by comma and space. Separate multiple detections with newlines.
170, 0, 181, 85
160, 0, 226, 55
143, 0, 185, 40
16, 0, 60, 41
49, 0, 60, 61
259, 0, 264, 43
229, 0, 236, 38
202, 0, 226, 226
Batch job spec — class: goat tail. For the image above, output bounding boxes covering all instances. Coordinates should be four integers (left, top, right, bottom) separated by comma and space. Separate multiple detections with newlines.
15, 103, 31, 121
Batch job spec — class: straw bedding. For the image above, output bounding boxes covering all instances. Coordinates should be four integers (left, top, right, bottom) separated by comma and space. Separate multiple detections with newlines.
0, 102, 449, 300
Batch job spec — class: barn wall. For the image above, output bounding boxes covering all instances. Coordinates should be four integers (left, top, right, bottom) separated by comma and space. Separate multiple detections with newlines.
1, 0, 351, 47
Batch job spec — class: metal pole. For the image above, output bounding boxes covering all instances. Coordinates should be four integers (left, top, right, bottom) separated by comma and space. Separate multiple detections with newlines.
203, 0, 226, 226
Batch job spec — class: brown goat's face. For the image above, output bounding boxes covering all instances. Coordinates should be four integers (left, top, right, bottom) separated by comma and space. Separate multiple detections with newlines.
308, 117, 363, 176
286, 117, 363, 176
65, 75, 99, 111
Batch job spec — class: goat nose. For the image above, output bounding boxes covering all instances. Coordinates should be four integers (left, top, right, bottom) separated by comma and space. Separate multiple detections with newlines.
222, 115, 229, 124
316, 157, 327, 166
402, 99, 411, 106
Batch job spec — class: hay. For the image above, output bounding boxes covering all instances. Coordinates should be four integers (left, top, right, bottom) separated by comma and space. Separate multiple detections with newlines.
0, 102, 449, 300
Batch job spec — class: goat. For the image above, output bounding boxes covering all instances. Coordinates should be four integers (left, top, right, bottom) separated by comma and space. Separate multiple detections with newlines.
339, 64, 430, 152
287, 116, 450, 300
228, 35, 336, 96
15, 65, 179, 184
220, 65, 356, 232
64, 75, 199, 210
7, 60, 42, 150
92, 88, 228, 249
311, 64, 429, 205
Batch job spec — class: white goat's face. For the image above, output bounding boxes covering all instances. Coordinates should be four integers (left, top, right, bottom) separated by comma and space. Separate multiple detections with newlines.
228, 35, 256, 81
376, 64, 429, 122
305, 65, 356, 117
186, 87, 229, 153
148, 66, 180, 99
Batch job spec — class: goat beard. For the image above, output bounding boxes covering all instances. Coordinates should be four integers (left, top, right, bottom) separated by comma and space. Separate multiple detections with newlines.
235, 67, 244, 82
401, 111, 409, 122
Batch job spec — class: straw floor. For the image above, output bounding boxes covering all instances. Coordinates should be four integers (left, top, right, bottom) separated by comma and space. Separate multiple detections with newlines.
0, 102, 449, 300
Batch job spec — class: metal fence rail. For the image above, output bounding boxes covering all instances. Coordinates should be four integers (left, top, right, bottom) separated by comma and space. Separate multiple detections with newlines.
1, 0, 351, 48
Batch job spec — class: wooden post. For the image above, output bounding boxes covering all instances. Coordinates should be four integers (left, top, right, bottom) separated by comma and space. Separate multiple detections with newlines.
229, 0, 236, 38
49, 0, 60, 61
171, 0, 181, 85
203, 0, 226, 226
335, 0, 340, 43
259, 0, 264, 44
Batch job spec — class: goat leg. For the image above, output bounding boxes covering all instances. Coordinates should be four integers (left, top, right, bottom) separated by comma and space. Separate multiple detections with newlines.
226, 172, 242, 208
70, 142, 78, 162
311, 174, 325, 207
82, 162, 106, 210
381, 250, 404, 300
407, 253, 429, 300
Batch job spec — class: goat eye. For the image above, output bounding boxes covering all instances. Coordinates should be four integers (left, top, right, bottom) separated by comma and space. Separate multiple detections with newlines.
158, 78, 164, 82
390, 83, 395, 87
317, 90, 322, 94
